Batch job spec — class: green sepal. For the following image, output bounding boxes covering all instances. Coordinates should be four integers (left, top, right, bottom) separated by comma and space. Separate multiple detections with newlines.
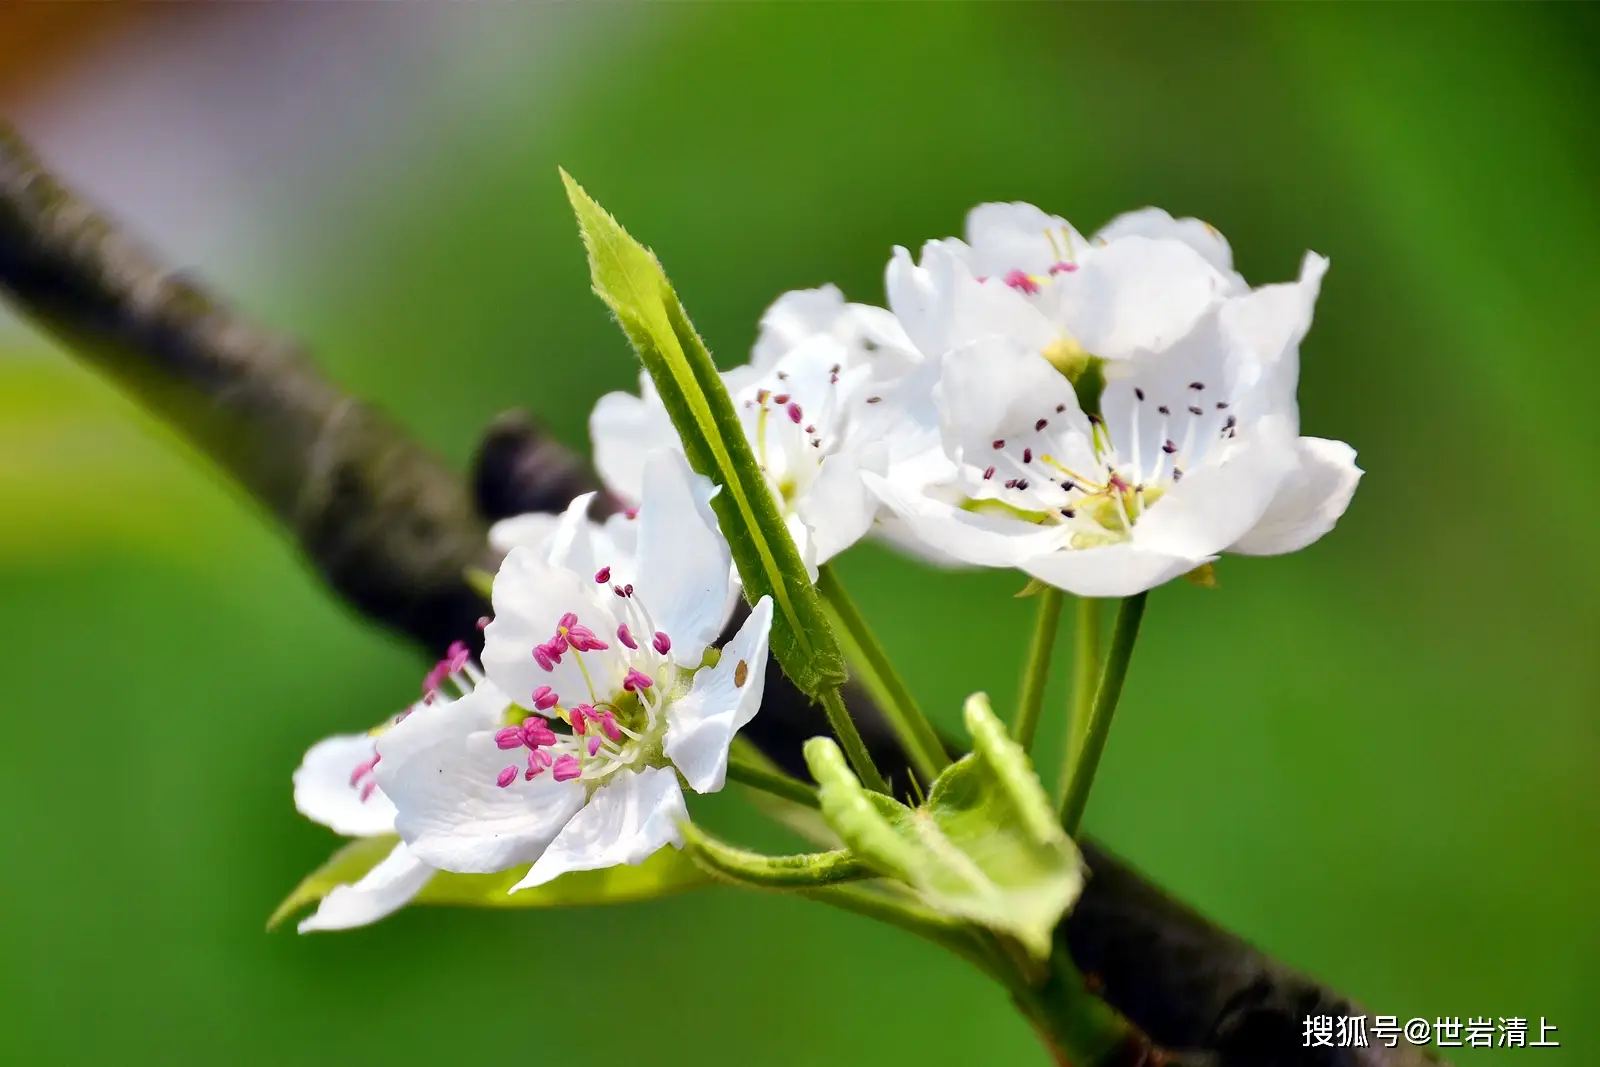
267, 836, 394, 930
802, 697, 1085, 960
680, 821, 871, 888
268, 837, 710, 930
560, 170, 847, 700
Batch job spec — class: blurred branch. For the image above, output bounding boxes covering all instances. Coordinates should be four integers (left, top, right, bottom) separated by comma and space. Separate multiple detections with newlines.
0, 120, 489, 652
0, 121, 1442, 1067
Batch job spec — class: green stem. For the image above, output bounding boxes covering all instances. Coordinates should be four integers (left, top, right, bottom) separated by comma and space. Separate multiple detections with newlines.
1012, 586, 1064, 750
1016, 947, 1151, 1067
726, 753, 821, 809
1057, 592, 1148, 837
819, 686, 891, 795
816, 564, 948, 784
1060, 596, 1102, 796
800, 883, 1005, 981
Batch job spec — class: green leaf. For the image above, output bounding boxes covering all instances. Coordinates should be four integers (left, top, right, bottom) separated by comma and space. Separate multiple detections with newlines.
560, 170, 846, 699
269, 837, 710, 930
803, 697, 1084, 960
680, 821, 871, 888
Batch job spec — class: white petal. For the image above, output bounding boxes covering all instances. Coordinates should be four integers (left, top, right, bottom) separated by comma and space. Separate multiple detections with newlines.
751, 285, 847, 369
936, 342, 1084, 462
665, 597, 773, 793
483, 546, 623, 712
797, 452, 878, 566
514, 766, 688, 891
964, 201, 1087, 278
1221, 252, 1329, 426
487, 513, 563, 557
590, 373, 678, 503
293, 733, 395, 838
297, 842, 433, 933
1094, 207, 1238, 282
373, 681, 586, 874
542, 492, 608, 576
1020, 543, 1206, 598
1064, 236, 1228, 359
886, 242, 1055, 360
1231, 437, 1362, 556
863, 469, 1070, 568
633, 451, 733, 666
1131, 425, 1299, 560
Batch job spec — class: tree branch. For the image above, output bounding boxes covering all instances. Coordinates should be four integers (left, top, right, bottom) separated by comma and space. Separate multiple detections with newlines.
0, 120, 1441, 1067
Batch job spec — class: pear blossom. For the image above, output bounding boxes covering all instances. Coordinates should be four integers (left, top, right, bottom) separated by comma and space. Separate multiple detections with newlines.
375, 450, 772, 890
866, 204, 1361, 596
886, 204, 1250, 372
287, 640, 488, 932
590, 285, 949, 567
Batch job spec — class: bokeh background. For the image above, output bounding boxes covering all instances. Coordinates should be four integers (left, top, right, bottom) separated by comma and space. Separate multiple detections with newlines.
1, 4, 1594, 1065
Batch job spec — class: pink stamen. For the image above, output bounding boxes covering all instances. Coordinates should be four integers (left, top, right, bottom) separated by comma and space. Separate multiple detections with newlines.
587, 736, 602, 756
552, 755, 582, 782
623, 668, 654, 692
531, 685, 560, 711
359, 781, 377, 802
623, 506, 639, 520
772, 393, 790, 404
786, 402, 803, 424
565, 624, 609, 653
570, 705, 591, 734
558, 612, 579, 630
652, 631, 672, 655
348, 755, 380, 787
523, 717, 557, 748
594, 566, 611, 583
533, 646, 556, 672
495, 727, 527, 750
1004, 269, 1039, 294
496, 766, 519, 789
598, 711, 624, 743
1048, 261, 1078, 275
617, 623, 638, 650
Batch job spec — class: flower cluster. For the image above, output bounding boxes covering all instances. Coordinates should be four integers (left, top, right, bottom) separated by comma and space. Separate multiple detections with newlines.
287, 199, 1359, 928
590, 202, 1360, 594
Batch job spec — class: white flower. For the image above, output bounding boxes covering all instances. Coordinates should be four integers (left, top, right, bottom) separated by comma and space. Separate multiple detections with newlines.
375, 450, 772, 890
887, 203, 1248, 370
291, 718, 435, 933
867, 208, 1361, 596
590, 285, 948, 568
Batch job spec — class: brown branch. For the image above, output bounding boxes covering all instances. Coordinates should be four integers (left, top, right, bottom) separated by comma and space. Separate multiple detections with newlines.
0, 120, 1442, 1067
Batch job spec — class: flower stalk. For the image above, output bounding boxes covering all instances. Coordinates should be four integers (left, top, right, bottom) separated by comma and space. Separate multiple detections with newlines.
1058, 592, 1148, 837
1012, 585, 1065, 751
1062, 596, 1102, 786
816, 563, 949, 784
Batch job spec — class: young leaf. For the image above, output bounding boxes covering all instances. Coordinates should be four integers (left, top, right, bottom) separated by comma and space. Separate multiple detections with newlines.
802, 699, 1085, 960
268, 836, 709, 930
559, 171, 847, 699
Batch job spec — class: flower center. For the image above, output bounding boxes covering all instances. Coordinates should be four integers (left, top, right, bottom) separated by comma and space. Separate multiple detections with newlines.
970, 380, 1237, 547
489, 567, 684, 792
742, 358, 860, 512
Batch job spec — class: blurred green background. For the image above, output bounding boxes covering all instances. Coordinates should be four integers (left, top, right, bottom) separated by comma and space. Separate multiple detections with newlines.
1, 4, 1594, 1064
